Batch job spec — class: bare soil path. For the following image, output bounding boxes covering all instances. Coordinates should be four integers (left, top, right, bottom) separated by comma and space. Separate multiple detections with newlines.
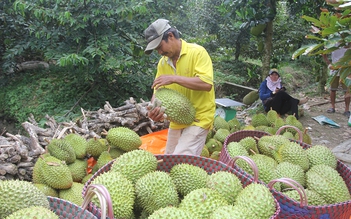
298, 92, 351, 150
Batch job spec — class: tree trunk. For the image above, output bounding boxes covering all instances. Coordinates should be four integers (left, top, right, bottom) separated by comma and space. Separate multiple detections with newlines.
262, 20, 273, 81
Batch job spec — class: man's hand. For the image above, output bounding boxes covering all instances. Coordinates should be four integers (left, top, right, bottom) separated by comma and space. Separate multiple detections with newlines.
147, 106, 165, 122
152, 75, 175, 90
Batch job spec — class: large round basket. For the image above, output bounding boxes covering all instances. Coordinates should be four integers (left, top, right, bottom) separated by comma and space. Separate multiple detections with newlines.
220, 127, 351, 219
48, 196, 97, 219
83, 154, 281, 219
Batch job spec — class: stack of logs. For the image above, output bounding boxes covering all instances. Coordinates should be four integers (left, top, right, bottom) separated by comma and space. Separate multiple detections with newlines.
0, 98, 167, 181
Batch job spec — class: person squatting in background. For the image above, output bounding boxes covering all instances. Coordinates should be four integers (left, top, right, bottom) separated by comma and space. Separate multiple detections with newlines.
259, 68, 308, 120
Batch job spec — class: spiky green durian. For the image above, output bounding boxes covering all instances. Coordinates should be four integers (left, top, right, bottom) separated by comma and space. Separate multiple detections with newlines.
0, 180, 50, 218
5, 206, 58, 219
179, 188, 228, 218
110, 149, 158, 184
47, 138, 76, 164
106, 127, 142, 152
59, 182, 84, 206
251, 113, 269, 127
64, 133, 87, 159
154, 88, 196, 125
170, 163, 208, 197
306, 164, 350, 204
135, 171, 179, 215
90, 171, 135, 218
305, 145, 337, 169
207, 171, 243, 205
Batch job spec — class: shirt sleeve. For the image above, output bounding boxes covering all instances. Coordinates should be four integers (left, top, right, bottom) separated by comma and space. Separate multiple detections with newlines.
259, 80, 272, 101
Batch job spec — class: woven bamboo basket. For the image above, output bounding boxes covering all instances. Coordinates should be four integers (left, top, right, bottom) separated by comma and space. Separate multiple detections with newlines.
48, 196, 98, 219
219, 125, 351, 219
83, 154, 281, 219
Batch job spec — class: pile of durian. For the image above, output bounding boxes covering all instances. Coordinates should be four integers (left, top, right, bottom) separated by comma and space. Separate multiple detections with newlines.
86, 149, 278, 219
22, 127, 140, 204
212, 109, 351, 206
0, 126, 144, 218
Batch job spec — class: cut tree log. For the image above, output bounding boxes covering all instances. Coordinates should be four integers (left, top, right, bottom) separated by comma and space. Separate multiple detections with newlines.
0, 97, 168, 181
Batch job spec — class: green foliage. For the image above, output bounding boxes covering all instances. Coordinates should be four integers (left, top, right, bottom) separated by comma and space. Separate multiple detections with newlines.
0, 66, 154, 127
293, 4, 351, 85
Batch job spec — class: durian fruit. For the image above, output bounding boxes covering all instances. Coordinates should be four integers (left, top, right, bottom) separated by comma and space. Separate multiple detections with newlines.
206, 129, 215, 142
67, 159, 88, 182
305, 145, 337, 169
135, 171, 179, 215
226, 142, 250, 171
235, 183, 276, 219
64, 133, 87, 159
32, 153, 51, 184
96, 151, 114, 169
210, 151, 220, 160
81, 173, 93, 184
41, 155, 73, 189
275, 162, 306, 189
213, 116, 230, 130
34, 183, 59, 197
273, 141, 310, 171
205, 138, 223, 154
4, 206, 59, 219
284, 115, 304, 134
213, 128, 230, 143
241, 124, 255, 130
251, 113, 269, 127
250, 23, 266, 36
243, 90, 259, 105
0, 180, 50, 218
47, 138, 76, 164
109, 147, 125, 159
238, 136, 259, 154
306, 164, 350, 204
227, 118, 242, 132
170, 163, 208, 197
246, 154, 281, 191
154, 88, 196, 125
179, 188, 228, 218
110, 149, 158, 184
59, 182, 84, 206
295, 128, 312, 145
86, 137, 108, 159
274, 117, 286, 130
257, 135, 290, 158
106, 127, 142, 152
210, 205, 251, 219
207, 171, 243, 205
283, 189, 327, 206
266, 108, 279, 126
200, 146, 210, 158
91, 171, 135, 219
148, 206, 194, 219
281, 130, 295, 139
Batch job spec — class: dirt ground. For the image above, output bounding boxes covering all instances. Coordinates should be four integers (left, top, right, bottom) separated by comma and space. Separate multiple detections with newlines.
295, 91, 351, 150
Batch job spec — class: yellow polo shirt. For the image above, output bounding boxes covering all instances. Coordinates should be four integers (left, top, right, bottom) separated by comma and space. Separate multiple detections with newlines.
155, 39, 215, 130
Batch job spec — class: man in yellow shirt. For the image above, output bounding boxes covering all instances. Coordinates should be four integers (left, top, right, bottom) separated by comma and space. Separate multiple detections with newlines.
144, 18, 216, 155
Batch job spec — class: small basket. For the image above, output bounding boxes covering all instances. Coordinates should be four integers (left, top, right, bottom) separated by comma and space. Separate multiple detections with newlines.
220, 125, 351, 219
48, 196, 98, 219
83, 154, 281, 219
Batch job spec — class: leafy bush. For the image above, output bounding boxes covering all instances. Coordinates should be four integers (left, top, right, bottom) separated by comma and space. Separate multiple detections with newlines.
0, 66, 154, 128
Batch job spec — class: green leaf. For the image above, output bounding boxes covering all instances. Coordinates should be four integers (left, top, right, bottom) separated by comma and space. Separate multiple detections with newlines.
301, 15, 322, 27
292, 46, 308, 60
